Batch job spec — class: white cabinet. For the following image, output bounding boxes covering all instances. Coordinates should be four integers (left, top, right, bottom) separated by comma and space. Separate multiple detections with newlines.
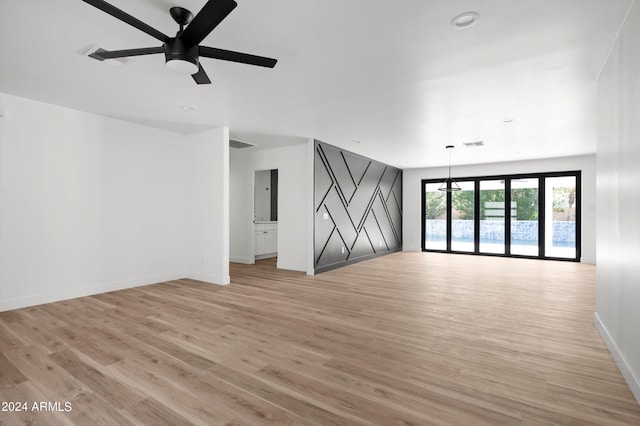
263, 230, 277, 254
254, 223, 278, 258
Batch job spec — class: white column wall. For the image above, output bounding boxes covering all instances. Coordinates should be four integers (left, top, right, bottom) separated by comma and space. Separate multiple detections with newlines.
185, 127, 230, 285
595, 1, 640, 404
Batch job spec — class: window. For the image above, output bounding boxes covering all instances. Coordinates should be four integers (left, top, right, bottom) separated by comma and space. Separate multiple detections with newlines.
544, 176, 577, 259
480, 180, 505, 254
424, 182, 446, 250
510, 178, 539, 256
451, 181, 475, 252
421, 171, 581, 261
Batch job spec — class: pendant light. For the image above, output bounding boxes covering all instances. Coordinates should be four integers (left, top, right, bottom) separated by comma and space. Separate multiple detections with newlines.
438, 145, 461, 192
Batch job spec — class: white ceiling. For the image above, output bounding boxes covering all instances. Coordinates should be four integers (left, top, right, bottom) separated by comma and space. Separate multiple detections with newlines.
0, 0, 632, 168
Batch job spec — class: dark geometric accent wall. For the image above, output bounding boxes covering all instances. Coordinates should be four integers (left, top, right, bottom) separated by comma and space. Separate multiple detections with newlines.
314, 140, 402, 273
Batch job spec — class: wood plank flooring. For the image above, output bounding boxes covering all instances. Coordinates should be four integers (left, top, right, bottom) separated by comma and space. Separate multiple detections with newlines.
1, 252, 639, 425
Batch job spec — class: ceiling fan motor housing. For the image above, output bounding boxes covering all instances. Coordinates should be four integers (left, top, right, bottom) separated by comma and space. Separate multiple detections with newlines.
165, 39, 199, 64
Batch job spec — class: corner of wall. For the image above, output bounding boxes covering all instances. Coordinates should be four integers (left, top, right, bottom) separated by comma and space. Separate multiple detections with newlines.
595, 312, 640, 404
307, 139, 316, 275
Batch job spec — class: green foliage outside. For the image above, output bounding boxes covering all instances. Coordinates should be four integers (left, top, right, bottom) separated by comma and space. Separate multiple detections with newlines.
450, 188, 539, 220
425, 191, 446, 219
553, 187, 575, 213
452, 190, 475, 220
429, 183, 573, 222
511, 188, 538, 220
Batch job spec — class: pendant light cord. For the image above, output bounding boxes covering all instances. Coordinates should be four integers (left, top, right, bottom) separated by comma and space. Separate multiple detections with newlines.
438, 145, 461, 192
446, 144, 454, 179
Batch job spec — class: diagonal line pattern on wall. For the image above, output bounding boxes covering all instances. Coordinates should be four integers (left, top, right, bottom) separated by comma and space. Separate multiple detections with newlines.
315, 150, 335, 213
378, 189, 401, 247
317, 144, 352, 208
314, 141, 402, 271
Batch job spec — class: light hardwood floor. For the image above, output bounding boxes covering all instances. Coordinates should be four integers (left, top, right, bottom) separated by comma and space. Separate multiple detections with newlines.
1, 252, 639, 425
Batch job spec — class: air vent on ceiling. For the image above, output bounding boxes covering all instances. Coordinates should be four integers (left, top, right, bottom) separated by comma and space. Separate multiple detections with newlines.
82, 44, 128, 68
230, 139, 255, 149
462, 141, 484, 147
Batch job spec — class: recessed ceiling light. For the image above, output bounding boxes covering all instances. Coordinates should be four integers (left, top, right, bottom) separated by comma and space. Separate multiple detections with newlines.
180, 105, 195, 111
503, 117, 515, 123
450, 11, 480, 29
352, 140, 361, 144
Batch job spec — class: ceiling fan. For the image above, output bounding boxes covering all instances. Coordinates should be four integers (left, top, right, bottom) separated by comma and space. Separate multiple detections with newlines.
82, 0, 277, 84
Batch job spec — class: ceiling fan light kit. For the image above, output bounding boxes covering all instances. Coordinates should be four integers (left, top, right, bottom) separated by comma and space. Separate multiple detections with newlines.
164, 39, 199, 75
81, 0, 277, 85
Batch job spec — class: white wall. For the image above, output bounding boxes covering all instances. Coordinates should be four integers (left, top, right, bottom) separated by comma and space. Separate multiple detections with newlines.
595, 1, 640, 404
403, 155, 596, 263
0, 93, 189, 310
0, 93, 230, 311
185, 127, 230, 285
229, 143, 309, 272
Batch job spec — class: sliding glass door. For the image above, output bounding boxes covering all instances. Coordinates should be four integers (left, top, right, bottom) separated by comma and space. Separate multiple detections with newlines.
422, 171, 580, 261
544, 176, 577, 259
510, 178, 539, 256
479, 180, 505, 254
451, 181, 475, 252
424, 182, 446, 250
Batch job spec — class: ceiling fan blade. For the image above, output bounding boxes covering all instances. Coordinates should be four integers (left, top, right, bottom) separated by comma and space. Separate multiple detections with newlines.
82, 0, 169, 42
91, 47, 164, 60
192, 64, 212, 85
179, 0, 237, 47
199, 46, 277, 68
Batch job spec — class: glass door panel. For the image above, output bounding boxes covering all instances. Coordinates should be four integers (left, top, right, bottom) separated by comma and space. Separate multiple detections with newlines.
422, 172, 579, 261
425, 182, 446, 250
480, 180, 505, 254
511, 178, 539, 256
451, 181, 475, 252
545, 176, 577, 259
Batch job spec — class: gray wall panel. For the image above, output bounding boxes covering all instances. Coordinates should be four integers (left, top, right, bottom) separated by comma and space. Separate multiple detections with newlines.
319, 144, 357, 202
316, 229, 349, 268
315, 158, 334, 210
323, 187, 358, 245
364, 214, 386, 254
314, 140, 402, 273
351, 231, 375, 259
315, 206, 336, 257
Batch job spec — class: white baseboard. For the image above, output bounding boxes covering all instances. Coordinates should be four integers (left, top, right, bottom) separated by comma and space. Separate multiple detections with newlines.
276, 260, 306, 272
229, 256, 254, 264
0, 272, 183, 312
187, 271, 230, 286
255, 253, 276, 260
581, 257, 596, 264
595, 312, 640, 405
